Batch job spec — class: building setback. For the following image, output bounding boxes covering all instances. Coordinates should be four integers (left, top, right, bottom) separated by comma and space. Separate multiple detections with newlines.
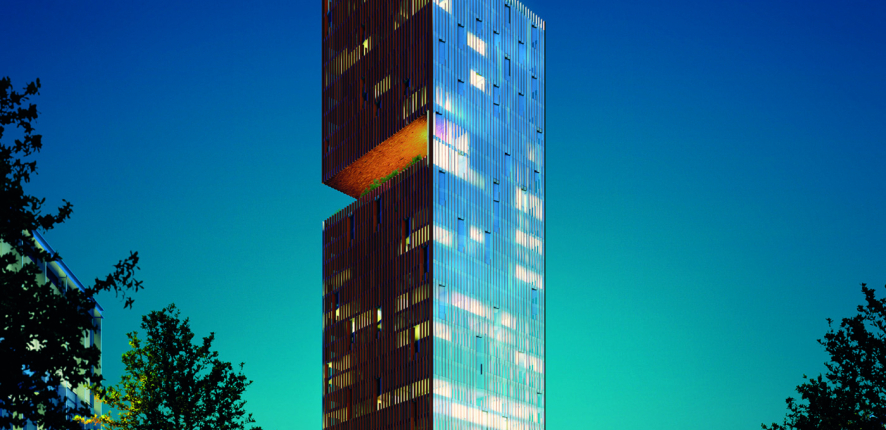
321, 0, 544, 428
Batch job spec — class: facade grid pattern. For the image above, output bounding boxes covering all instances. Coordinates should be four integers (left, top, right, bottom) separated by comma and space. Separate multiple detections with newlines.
321, 0, 543, 429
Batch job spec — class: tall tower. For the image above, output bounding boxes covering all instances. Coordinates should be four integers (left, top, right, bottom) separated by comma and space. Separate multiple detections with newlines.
321, 0, 544, 428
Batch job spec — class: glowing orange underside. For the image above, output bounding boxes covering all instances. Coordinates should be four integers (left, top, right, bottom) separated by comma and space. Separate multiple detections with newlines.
326, 116, 428, 198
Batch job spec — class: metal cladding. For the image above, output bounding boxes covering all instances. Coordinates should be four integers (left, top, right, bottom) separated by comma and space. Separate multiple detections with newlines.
322, 0, 544, 429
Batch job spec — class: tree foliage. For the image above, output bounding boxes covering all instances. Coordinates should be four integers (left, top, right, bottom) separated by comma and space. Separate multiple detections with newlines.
764, 284, 886, 430
1, 77, 143, 430
83, 304, 262, 430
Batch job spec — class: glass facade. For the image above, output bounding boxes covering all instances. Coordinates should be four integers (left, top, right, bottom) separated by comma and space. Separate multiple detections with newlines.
322, 0, 543, 428
431, 0, 544, 429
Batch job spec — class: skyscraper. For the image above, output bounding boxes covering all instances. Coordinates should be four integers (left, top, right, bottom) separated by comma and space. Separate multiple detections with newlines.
321, 0, 544, 428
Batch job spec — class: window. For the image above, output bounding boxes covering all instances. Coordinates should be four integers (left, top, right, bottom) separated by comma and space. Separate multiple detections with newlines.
534, 170, 540, 193
402, 217, 412, 251
519, 41, 525, 63
504, 57, 510, 81
376, 306, 383, 337
458, 218, 465, 252
458, 79, 465, 95
485, 231, 492, 263
493, 181, 501, 232
531, 25, 539, 49
493, 85, 501, 117
459, 151, 467, 178
505, 153, 512, 178
438, 285, 447, 319
519, 93, 525, 116
438, 170, 447, 205
438, 39, 446, 62
494, 31, 501, 48
348, 213, 354, 245
531, 76, 538, 99
375, 196, 382, 229
531, 288, 539, 319
422, 244, 430, 280
476, 336, 484, 375
537, 130, 543, 147
475, 18, 483, 36
504, 4, 510, 26
335, 291, 340, 318
376, 377, 382, 396
458, 24, 465, 47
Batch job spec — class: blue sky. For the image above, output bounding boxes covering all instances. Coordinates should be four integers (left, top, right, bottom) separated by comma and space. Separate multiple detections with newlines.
5, 0, 886, 428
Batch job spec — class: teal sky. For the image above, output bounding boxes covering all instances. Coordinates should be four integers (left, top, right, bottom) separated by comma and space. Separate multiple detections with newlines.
6, 0, 886, 429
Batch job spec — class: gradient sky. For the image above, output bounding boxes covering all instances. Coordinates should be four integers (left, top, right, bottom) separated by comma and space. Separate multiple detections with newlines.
5, 0, 886, 428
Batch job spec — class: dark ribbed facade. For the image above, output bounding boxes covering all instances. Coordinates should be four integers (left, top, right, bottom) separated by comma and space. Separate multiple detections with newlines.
322, 0, 545, 429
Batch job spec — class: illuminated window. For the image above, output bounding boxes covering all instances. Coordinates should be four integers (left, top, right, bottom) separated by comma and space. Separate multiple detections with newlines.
376, 306, 382, 337
470, 70, 485, 91
458, 218, 465, 251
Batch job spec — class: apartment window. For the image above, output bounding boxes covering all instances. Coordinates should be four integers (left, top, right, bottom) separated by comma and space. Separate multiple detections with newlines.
493, 85, 501, 117
531, 288, 538, 320
531, 76, 538, 99
438, 170, 447, 205
438, 285, 447, 319
531, 25, 539, 49
376, 306, 383, 337
476, 336, 484, 375
458, 218, 465, 252
458, 24, 465, 47
348, 213, 355, 245
375, 196, 383, 229
484, 231, 492, 263
493, 182, 501, 232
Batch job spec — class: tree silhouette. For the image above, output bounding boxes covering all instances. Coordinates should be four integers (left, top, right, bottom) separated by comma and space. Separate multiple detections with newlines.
80, 304, 263, 430
1, 77, 143, 430
763, 284, 885, 430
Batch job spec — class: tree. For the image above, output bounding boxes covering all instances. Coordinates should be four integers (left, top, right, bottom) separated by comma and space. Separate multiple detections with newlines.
763, 284, 886, 430
1, 77, 143, 429
81, 304, 263, 430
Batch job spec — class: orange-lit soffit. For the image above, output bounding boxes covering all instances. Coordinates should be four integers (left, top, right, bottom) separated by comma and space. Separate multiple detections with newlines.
325, 116, 428, 198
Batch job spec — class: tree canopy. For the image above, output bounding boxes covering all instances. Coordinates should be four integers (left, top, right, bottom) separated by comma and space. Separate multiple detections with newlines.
1, 77, 143, 430
763, 284, 885, 430
82, 304, 263, 430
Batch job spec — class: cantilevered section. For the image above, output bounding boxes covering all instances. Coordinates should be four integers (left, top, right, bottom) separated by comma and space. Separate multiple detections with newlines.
324, 116, 428, 198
